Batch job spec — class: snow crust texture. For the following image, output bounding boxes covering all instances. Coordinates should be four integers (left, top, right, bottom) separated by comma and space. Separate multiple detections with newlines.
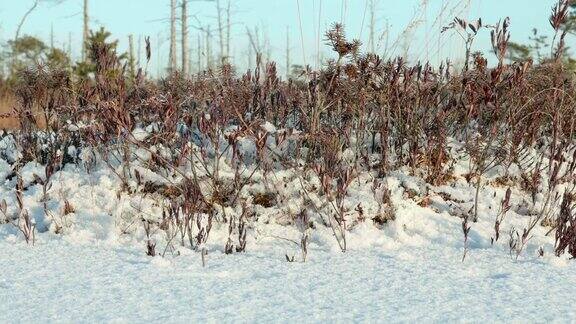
1, 239, 575, 323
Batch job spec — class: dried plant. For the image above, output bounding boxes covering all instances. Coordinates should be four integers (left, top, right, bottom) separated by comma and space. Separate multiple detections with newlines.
555, 190, 576, 258
492, 188, 512, 244
2, 3, 576, 264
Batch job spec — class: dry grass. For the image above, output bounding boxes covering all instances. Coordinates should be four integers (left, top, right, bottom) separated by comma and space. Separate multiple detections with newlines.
0, 95, 18, 129
0, 94, 47, 130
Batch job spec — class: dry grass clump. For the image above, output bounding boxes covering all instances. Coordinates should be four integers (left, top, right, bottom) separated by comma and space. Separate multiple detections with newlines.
0, 95, 20, 129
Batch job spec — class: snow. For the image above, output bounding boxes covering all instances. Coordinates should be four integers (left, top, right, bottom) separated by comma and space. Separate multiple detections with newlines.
1, 130, 576, 322
0, 158, 9, 182
1, 238, 575, 322
132, 127, 150, 141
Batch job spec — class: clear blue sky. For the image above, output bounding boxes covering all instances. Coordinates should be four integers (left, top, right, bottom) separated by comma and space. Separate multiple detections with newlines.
0, 0, 568, 76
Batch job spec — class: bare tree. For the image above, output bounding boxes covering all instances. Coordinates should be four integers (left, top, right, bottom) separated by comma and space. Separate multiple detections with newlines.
247, 25, 271, 70
82, 0, 89, 62
286, 26, 290, 79
296, 0, 306, 67
214, 0, 232, 63
205, 25, 212, 70
182, 0, 189, 75
188, 49, 193, 75
197, 33, 202, 71
216, 0, 225, 62
246, 26, 261, 59
315, 0, 322, 69
13, 0, 40, 73
14, 0, 40, 45
226, 0, 231, 59
50, 23, 54, 49
138, 35, 142, 67
156, 32, 163, 76
369, 0, 376, 53
128, 34, 136, 80
169, 0, 177, 72
67, 32, 72, 59
247, 38, 253, 70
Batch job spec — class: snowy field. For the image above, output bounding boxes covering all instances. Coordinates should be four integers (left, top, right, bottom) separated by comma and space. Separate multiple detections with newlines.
1, 130, 576, 322
1, 236, 575, 322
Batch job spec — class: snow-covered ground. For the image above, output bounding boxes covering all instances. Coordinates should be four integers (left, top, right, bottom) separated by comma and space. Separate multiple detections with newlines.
1, 130, 576, 322
1, 237, 575, 322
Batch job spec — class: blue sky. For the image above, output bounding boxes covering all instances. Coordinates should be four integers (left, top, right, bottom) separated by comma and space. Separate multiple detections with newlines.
0, 0, 567, 76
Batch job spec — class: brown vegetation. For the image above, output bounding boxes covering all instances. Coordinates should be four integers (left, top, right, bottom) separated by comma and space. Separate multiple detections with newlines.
1, 1, 576, 261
